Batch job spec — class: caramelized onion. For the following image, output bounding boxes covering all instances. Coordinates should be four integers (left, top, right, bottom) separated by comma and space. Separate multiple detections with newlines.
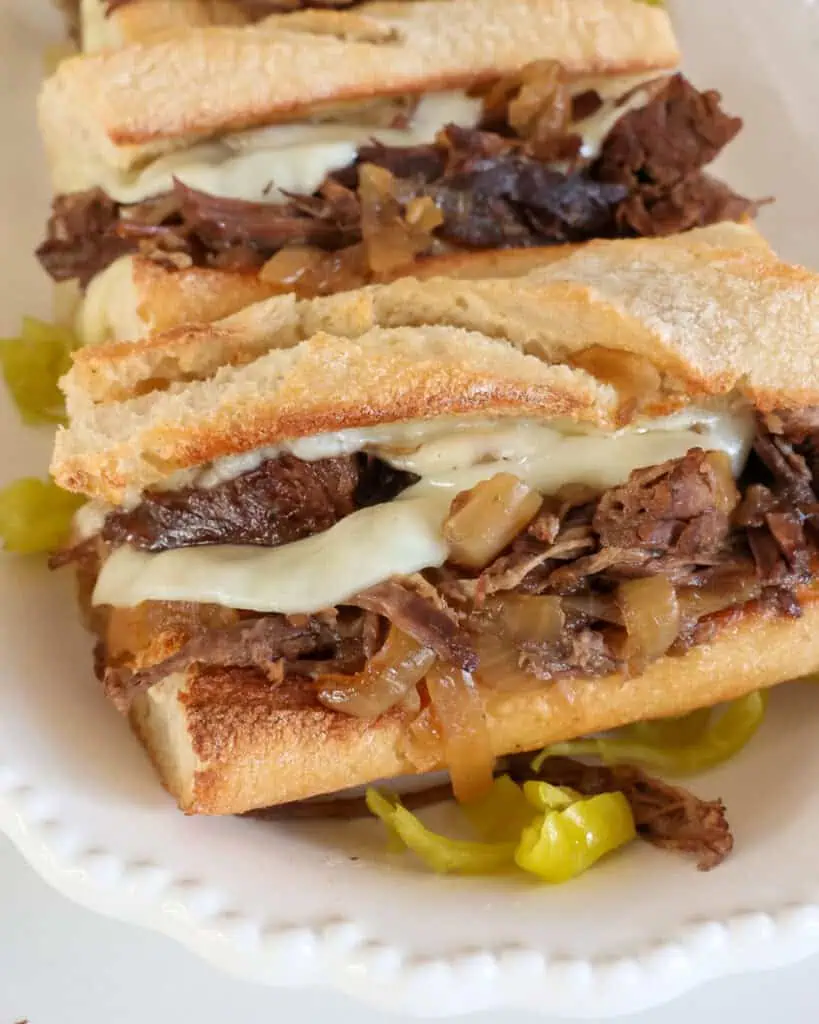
317, 627, 435, 719
469, 596, 564, 691
562, 594, 624, 625
617, 577, 680, 666
105, 601, 239, 660
499, 594, 564, 644
704, 451, 740, 514
259, 244, 368, 298
358, 163, 442, 276
473, 634, 546, 692
480, 59, 569, 137
571, 346, 662, 409
444, 473, 542, 571
425, 663, 495, 802
507, 60, 572, 146
677, 573, 761, 623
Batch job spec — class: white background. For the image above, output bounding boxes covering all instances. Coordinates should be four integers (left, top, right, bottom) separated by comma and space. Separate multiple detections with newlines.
3, 0, 819, 1019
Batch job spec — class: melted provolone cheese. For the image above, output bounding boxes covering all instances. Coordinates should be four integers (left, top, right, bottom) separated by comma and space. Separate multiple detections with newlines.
94, 408, 753, 614
61, 91, 483, 204
76, 255, 145, 346
575, 87, 654, 161
80, 0, 121, 52
160, 406, 752, 494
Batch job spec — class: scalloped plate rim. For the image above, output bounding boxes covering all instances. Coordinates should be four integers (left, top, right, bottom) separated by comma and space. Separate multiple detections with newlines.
4, 773, 819, 1019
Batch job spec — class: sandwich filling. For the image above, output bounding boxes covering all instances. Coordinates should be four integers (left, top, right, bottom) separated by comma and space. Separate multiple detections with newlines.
78, 0, 376, 51
38, 67, 755, 303
58, 405, 819, 731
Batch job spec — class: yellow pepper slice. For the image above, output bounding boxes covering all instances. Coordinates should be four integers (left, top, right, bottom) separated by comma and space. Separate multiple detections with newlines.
366, 788, 516, 875
367, 778, 638, 883
0, 478, 83, 554
461, 774, 534, 841
0, 318, 77, 426
535, 692, 767, 778
514, 792, 636, 884
622, 708, 713, 747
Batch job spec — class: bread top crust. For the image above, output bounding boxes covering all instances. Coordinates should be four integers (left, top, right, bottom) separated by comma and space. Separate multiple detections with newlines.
72, 221, 773, 405
40, 0, 679, 171
54, 325, 617, 501
53, 224, 819, 504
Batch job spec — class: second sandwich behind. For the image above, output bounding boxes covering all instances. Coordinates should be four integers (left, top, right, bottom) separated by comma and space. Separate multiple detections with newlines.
38, 0, 757, 345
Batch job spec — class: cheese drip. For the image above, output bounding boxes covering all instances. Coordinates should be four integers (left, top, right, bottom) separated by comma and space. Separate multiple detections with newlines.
57, 91, 483, 204
93, 409, 753, 615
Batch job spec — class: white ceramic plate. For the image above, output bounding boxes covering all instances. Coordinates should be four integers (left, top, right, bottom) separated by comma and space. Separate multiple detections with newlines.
3, 0, 819, 1017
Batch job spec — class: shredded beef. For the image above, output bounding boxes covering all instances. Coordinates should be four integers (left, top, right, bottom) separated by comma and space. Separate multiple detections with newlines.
76, 416, 819, 696
595, 74, 743, 189
102, 455, 358, 552
593, 450, 731, 556
515, 625, 618, 680
172, 178, 362, 255
594, 73, 757, 236
471, 431, 819, 680
103, 610, 374, 711
355, 455, 419, 508
615, 173, 758, 238
754, 428, 818, 507
511, 755, 733, 870
36, 189, 134, 288
39, 71, 755, 288
353, 579, 478, 672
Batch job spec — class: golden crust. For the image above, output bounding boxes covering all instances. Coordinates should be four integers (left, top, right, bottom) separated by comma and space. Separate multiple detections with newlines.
104, 246, 594, 346
55, 325, 617, 502
111, 1, 249, 44
85, 220, 768, 350
68, 222, 775, 408
129, 593, 819, 814
132, 258, 284, 337
40, 0, 679, 169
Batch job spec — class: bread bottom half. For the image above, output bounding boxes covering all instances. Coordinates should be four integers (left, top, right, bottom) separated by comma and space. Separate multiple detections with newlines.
76, 221, 768, 346
128, 592, 819, 815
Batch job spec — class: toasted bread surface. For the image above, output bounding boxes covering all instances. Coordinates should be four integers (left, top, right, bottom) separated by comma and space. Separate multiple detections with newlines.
40, 0, 679, 173
129, 592, 819, 813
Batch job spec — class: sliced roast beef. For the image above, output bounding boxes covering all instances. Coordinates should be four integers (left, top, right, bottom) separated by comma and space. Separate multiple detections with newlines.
102, 455, 359, 552
594, 74, 743, 189
353, 579, 478, 671
36, 189, 134, 288
103, 609, 375, 711
513, 755, 733, 870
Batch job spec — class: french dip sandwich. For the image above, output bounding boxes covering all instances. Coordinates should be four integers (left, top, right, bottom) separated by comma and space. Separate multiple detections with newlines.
39, 0, 754, 345
50, 222, 819, 816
